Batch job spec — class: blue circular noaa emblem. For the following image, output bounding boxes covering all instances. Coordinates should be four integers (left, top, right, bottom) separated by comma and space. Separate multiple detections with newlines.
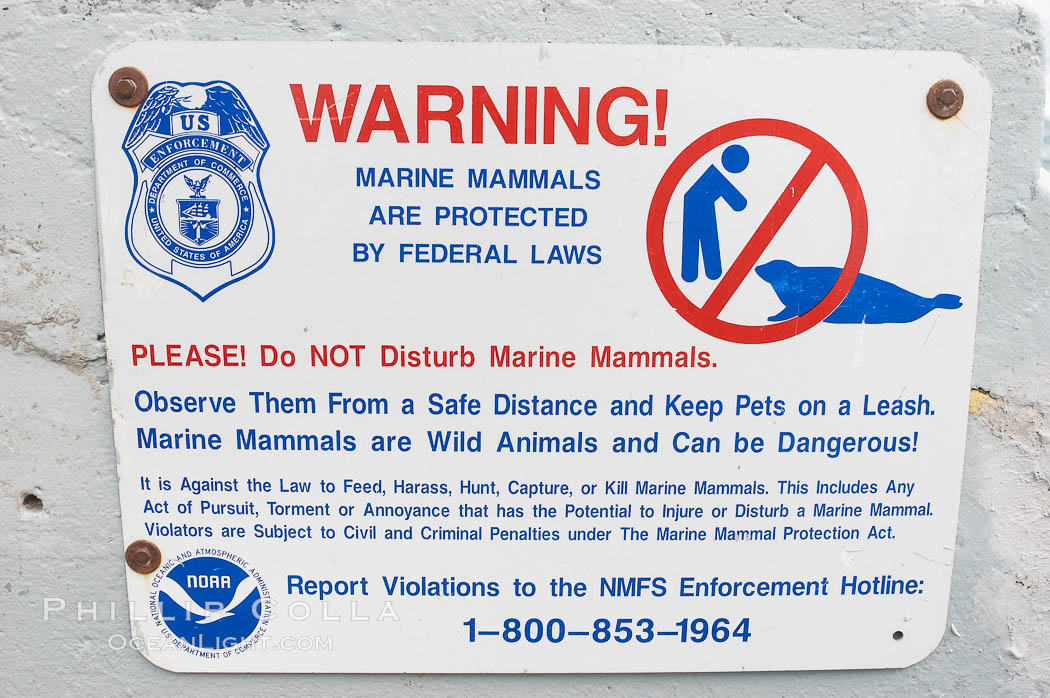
151, 550, 271, 654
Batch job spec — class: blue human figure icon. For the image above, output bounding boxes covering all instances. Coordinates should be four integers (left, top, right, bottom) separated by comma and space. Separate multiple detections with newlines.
681, 144, 750, 282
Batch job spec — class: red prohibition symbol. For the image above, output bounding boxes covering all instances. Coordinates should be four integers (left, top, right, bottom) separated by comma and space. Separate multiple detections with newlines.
646, 119, 868, 344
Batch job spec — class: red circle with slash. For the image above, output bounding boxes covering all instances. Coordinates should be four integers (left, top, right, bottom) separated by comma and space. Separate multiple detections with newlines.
646, 119, 868, 344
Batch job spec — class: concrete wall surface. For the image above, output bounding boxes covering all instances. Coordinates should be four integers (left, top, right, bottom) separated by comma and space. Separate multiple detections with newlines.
3, 0, 1050, 694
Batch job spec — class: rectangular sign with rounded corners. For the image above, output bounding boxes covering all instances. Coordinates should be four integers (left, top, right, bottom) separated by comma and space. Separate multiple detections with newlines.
92, 42, 991, 672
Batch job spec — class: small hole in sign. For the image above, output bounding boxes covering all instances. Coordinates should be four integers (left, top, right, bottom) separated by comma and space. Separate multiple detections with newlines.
22, 493, 43, 511
892, 630, 904, 641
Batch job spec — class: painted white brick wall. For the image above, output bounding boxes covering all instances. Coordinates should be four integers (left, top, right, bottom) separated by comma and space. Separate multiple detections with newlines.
1, 0, 1048, 693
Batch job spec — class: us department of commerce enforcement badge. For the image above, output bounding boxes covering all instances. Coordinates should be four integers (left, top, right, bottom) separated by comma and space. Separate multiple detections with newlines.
122, 81, 274, 301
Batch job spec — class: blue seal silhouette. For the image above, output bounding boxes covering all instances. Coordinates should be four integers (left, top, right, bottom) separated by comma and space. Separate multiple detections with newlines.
155, 554, 266, 650
122, 81, 274, 301
756, 260, 962, 324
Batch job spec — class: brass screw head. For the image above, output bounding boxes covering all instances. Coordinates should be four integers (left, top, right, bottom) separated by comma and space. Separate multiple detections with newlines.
927, 79, 964, 119
108, 67, 148, 108
124, 539, 162, 574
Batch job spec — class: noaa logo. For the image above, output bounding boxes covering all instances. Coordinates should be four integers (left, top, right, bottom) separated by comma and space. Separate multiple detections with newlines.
151, 550, 271, 654
122, 81, 274, 301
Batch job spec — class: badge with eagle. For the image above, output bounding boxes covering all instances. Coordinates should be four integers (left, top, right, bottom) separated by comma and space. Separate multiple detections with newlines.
121, 81, 274, 301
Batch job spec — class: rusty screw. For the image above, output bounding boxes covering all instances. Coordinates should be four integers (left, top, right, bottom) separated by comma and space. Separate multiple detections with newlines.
927, 79, 964, 119
108, 67, 148, 108
124, 539, 162, 574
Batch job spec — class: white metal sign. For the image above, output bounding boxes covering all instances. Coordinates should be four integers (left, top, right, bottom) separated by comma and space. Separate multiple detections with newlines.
92, 42, 991, 672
